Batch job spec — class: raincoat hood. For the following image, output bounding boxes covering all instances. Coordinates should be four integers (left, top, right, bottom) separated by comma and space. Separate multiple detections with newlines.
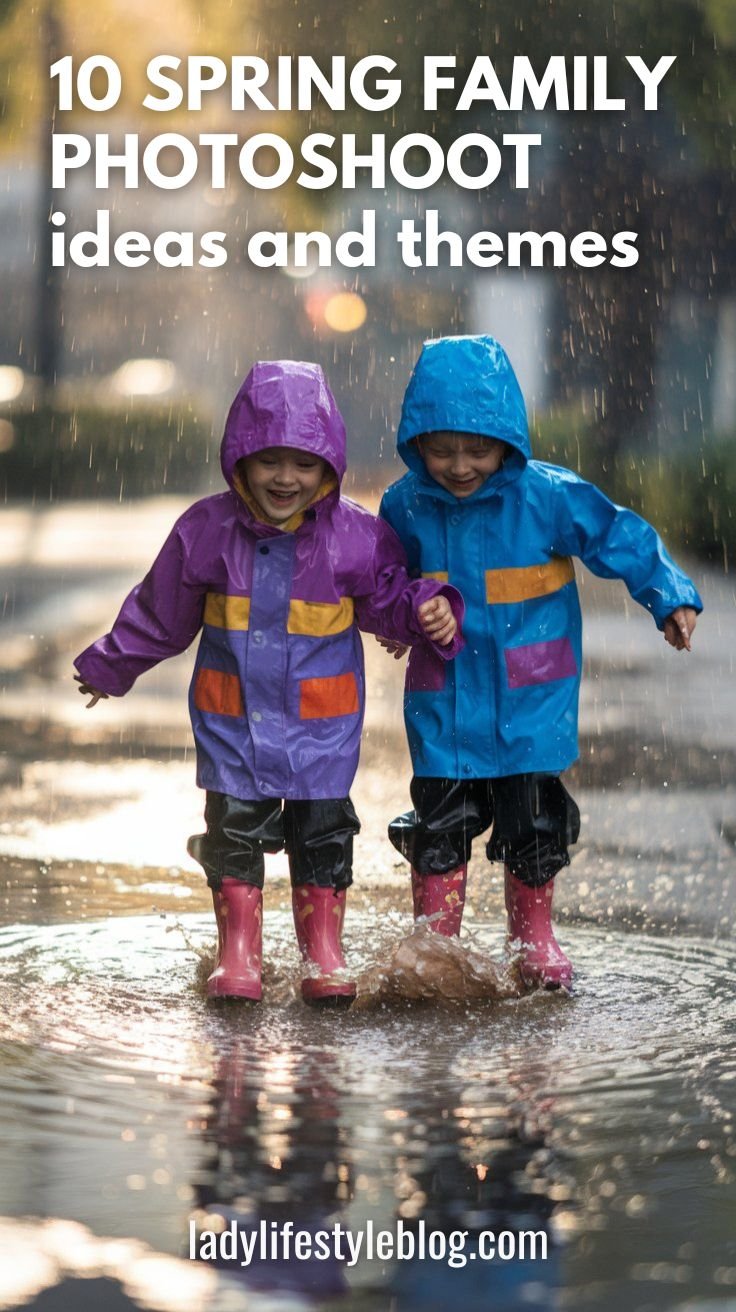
396, 336, 531, 489
220, 360, 347, 489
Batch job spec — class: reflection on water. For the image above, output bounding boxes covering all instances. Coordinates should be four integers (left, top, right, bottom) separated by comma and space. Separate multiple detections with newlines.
0, 910, 735, 1310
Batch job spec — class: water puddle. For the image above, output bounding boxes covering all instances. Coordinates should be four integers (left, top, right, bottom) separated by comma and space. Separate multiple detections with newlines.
0, 912, 735, 1310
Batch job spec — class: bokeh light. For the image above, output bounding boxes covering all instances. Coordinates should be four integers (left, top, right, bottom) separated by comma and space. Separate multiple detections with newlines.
110, 358, 178, 397
323, 292, 367, 333
0, 365, 25, 403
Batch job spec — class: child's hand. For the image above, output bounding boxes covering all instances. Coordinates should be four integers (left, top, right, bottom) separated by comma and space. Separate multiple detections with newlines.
663, 607, 698, 652
74, 674, 109, 707
418, 596, 457, 647
375, 636, 409, 660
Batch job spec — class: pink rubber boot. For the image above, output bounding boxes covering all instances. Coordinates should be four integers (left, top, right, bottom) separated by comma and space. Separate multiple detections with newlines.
292, 885, 356, 1006
208, 878, 263, 1001
411, 866, 467, 936
504, 868, 572, 990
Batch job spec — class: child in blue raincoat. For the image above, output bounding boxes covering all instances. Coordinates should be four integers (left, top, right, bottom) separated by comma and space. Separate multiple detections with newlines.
379, 335, 701, 989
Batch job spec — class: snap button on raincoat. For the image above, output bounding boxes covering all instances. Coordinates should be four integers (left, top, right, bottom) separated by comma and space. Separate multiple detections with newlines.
379, 335, 703, 781
75, 361, 463, 800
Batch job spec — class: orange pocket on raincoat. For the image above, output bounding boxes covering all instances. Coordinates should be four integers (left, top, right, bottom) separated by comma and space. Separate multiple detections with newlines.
194, 667, 244, 717
299, 673, 360, 719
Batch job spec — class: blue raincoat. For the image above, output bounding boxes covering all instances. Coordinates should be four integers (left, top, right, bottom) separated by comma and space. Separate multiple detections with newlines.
380, 336, 703, 780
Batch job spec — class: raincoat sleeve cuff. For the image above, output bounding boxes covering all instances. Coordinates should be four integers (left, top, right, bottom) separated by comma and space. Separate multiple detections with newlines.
354, 570, 465, 655
652, 582, 703, 630
74, 648, 135, 697
426, 584, 465, 660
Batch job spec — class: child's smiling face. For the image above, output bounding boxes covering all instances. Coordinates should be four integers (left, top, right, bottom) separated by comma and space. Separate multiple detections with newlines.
417, 431, 506, 498
240, 447, 326, 524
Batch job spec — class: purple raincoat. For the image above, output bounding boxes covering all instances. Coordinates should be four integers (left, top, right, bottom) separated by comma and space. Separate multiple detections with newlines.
75, 362, 463, 800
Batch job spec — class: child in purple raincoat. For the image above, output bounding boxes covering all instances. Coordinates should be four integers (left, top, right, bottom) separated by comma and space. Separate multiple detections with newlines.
75, 361, 462, 1006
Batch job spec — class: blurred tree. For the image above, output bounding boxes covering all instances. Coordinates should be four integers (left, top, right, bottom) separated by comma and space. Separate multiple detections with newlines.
0, 0, 260, 389
0, 0, 262, 149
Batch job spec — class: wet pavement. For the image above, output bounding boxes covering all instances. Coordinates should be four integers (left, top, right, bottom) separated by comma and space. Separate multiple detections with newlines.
1, 498, 735, 1311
